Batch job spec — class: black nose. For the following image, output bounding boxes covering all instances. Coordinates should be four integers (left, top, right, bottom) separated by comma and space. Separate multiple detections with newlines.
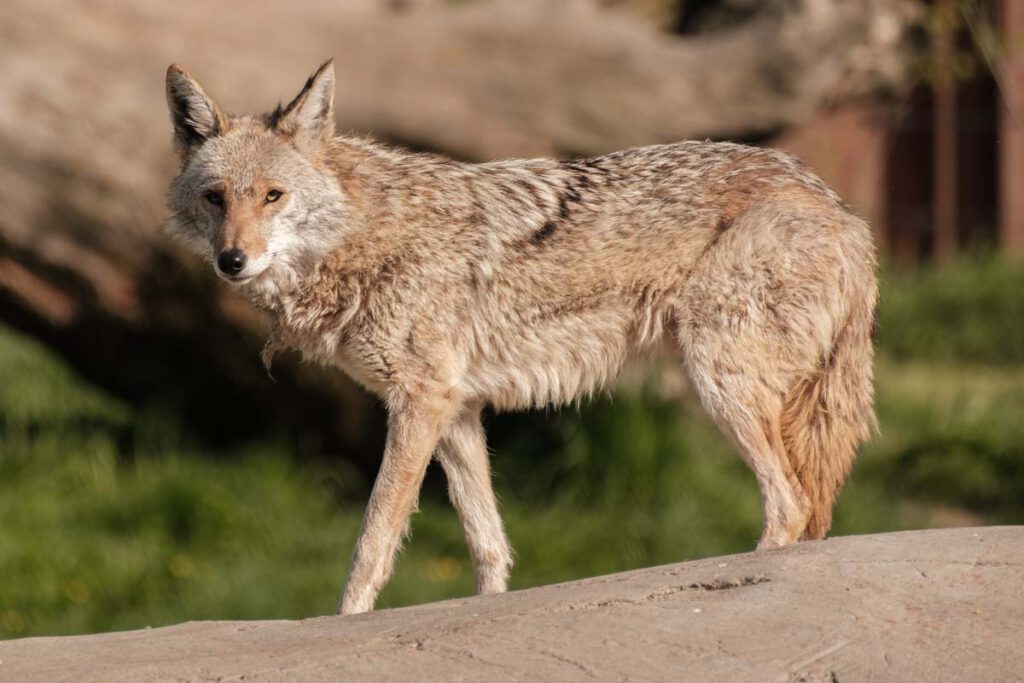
217, 249, 247, 276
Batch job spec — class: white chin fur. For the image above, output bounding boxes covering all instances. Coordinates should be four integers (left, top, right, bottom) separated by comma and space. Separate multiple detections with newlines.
216, 269, 260, 285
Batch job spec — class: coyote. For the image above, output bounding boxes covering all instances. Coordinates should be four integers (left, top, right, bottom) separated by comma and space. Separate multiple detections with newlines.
165, 60, 877, 615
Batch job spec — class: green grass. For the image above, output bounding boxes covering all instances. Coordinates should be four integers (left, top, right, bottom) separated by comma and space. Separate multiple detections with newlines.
1, 258, 1023, 639
876, 256, 1024, 364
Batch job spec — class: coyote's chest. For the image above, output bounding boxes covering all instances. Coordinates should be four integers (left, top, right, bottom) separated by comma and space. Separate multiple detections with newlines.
255, 270, 410, 396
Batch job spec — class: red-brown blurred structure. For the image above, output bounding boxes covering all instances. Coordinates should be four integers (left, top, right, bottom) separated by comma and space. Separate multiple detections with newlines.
780, 0, 1023, 263
1000, 0, 1024, 256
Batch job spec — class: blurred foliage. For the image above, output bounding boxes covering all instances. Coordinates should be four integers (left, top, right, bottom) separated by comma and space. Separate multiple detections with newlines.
877, 256, 1024, 363
2, 258, 1023, 639
917, 0, 1003, 89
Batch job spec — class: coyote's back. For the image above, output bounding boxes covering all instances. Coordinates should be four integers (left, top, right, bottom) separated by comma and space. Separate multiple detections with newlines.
165, 60, 878, 615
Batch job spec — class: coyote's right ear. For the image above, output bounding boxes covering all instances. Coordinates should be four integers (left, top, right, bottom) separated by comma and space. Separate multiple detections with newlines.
166, 64, 228, 154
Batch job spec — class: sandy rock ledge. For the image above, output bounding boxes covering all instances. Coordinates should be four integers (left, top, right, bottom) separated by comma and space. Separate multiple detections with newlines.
1, 526, 1021, 681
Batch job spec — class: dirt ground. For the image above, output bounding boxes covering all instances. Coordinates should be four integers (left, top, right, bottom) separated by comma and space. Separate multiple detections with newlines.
1, 526, 1021, 681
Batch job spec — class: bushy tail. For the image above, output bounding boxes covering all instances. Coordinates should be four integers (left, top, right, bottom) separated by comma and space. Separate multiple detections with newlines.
781, 281, 879, 540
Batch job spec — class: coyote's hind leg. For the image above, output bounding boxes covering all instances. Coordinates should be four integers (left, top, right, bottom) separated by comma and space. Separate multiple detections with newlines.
690, 375, 811, 549
680, 308, 811, 548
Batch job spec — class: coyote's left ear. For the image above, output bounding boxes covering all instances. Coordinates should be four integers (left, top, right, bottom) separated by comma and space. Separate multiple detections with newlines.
275, 60, 335, 141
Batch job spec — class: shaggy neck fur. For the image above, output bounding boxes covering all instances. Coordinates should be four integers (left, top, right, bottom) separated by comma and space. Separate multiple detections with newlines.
245, 135, 470, 374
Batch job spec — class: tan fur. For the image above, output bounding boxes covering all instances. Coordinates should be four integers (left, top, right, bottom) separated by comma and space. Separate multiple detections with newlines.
781, 265, 879, 540
165, 61, 878, 615
213, 186, 271, 259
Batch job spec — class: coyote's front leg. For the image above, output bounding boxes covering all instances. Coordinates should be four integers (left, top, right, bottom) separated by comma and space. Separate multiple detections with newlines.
435, 407, 513, 594
337, 391, 458, 615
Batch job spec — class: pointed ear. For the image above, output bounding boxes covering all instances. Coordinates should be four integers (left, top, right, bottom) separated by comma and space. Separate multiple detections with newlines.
275, 60, 335, 141
166, 64, 228, 154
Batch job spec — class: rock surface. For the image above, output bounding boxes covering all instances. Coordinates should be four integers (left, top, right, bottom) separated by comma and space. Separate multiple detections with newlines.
2, 527, 1021, 681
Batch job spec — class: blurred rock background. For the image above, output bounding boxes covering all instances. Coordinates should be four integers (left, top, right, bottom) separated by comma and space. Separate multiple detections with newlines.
1, 0, 1022, 639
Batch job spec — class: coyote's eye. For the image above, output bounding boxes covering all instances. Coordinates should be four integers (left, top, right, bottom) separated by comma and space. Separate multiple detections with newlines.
265, 189, 283, 204
204, 191, 224, 207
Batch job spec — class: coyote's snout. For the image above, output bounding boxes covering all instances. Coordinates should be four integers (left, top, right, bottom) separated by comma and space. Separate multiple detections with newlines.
165, 60, 878, 615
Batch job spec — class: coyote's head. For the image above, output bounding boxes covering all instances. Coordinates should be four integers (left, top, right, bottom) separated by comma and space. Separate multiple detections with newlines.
165, 60, 345, 292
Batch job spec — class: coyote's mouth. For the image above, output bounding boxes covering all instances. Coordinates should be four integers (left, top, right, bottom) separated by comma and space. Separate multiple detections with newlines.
215, 263, 269, 286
